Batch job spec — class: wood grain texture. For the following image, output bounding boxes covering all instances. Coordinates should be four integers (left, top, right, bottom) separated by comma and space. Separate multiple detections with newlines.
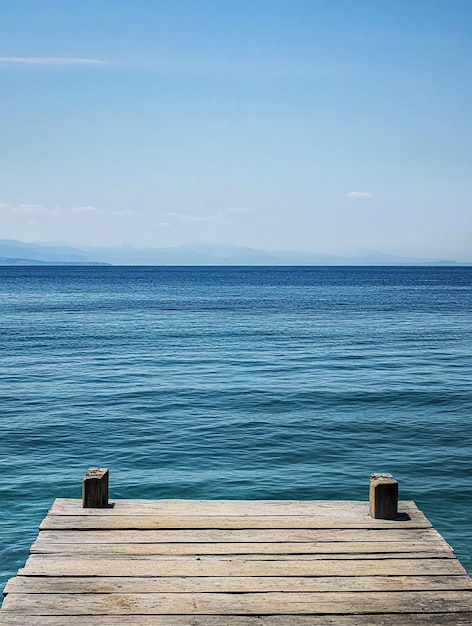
2, 615, 472, 626
3, 590, 472, 615
33, 527, 444, 544
5, 575, 472, 595
29, 540, 455, 556
82, 468, 109, 509
39, 514, 431, 530
2, 497, 471, 624
49, 498, 428, 521
18, 555, 468, 577
369, 474, 398, 520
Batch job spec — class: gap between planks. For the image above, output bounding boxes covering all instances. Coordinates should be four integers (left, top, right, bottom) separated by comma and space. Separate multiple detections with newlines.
2, 615, 472, 626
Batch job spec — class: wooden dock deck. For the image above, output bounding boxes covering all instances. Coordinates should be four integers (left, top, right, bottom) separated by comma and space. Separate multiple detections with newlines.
2, 495, 472, 625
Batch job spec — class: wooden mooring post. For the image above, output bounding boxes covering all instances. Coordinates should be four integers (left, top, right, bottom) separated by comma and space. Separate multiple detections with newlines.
82, 467, 109, 508
369, 472, 399, 520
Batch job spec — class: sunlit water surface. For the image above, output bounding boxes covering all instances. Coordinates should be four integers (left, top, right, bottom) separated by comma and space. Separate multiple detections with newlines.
1, 266, 471, 589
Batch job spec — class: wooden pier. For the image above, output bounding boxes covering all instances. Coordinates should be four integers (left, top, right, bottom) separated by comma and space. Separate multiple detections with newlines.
2, 471, 472, 625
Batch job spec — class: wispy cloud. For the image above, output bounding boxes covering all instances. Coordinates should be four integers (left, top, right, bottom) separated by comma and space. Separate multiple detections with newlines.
0, 55, 345, 78
167, 212, 218, 223
0, 57, 108, 66
1, 203, 57, 215
70, 205, 98, 213
221, 207, 251, 214
115, 209, 135, 217
347, 191, 374, 199
166, 207, 250, 224
0, 201, 132, 217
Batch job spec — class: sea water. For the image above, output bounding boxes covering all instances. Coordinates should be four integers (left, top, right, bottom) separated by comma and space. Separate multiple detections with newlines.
1, 265, 471, 589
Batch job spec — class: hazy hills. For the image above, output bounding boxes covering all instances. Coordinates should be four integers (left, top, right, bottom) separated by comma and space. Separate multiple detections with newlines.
0, 239, 466, 266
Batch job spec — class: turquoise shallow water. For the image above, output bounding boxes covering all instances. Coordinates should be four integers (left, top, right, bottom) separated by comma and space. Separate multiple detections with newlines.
1, 265, 472, 589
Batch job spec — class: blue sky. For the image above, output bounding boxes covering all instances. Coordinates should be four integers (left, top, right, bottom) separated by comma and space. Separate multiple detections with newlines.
1, 0, 471, 259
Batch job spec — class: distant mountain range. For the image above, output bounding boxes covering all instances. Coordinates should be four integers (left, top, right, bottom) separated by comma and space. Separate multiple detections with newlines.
0, 239, 468, 266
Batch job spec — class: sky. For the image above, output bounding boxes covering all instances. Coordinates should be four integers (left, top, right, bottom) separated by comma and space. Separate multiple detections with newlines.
1, 0, 472, 260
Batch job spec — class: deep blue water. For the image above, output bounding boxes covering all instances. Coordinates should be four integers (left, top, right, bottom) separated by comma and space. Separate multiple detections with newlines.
1, 265, 472, 589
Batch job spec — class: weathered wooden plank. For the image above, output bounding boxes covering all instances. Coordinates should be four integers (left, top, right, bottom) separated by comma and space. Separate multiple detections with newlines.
49, 498, 425, 519
2, 497, 471, 625
18, 555, 468, 577
1, 614, 472, 626
5, 575, 472, 595
33, 527, 445, 544
19, 552, 458, 566
29, 540, 455, 556
3, 590, 472, 615
39, 514, 432, 530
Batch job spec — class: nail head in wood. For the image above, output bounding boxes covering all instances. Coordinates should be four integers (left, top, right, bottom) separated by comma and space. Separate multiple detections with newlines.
369, 473, 398, 519
82, 467, 109, 508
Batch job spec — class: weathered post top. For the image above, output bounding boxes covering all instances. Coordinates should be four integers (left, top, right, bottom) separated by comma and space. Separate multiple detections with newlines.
82, 467, 109, 508
369, 473, 398, 520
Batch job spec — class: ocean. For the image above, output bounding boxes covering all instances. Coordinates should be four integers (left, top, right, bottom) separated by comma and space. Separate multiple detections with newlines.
1, 265, 471, 590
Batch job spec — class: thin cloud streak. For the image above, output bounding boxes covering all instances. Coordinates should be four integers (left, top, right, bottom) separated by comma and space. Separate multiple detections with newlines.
70, 205, 98, 213
167, 212, 218, 223
221, 207, 251, 214
0, 201, 131, 217
0, 57, 109, 66
347, 191, 374, 199
2, 203, 58, 215
166, 207, 251, 224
